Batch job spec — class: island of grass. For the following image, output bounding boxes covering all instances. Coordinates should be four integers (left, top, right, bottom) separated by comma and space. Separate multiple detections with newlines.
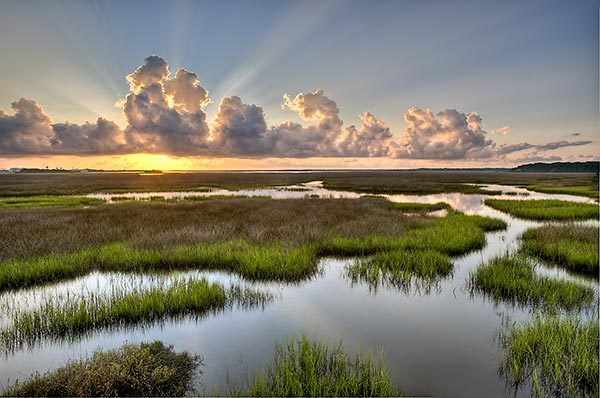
484, 198, 599, 220
469, 253, 594, 311
0, 198, 506, 292
236, 336, 399, 397
522, 224, 599, 276
0, 195, 104, 208
347, 249, 453, 291
499, 316, 598, 397
0, 278, 270, 350
3, 341, 201, 397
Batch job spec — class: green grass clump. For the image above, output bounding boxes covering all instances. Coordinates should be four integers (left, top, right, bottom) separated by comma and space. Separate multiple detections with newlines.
398, 214, 505, 255
0, 195, 104, 208
469, 253, 594, 310
0, 241, 318, 292
243, 336, 398, 397
1, 277, 269, 349
319, 214, 506, 257
522, 225, 599, 276
499, 317, 599, 397
391, 201, 450, 213
484, 199, 599, 220
347, 249, 452, 291
526, 184, 599, 199
3, 341, 201, 397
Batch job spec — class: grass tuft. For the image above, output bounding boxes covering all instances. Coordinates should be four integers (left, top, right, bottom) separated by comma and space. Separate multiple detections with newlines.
499, 316, 599, 397
3, 341, 201, 397
347, 249, 452, 292
469, 253, 594, 311
241, 336, 398, 397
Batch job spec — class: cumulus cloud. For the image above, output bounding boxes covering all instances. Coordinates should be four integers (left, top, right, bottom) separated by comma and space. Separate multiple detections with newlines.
126, 55, 169, 92
0, 55, 594, 160
337, 112, 393, 157
210, 96, 271, 155
0, 98, 53, 154
50, 118, 125, 154
163, 68, 210, 112
122, 56, 211, 155
389, 107, 494, 159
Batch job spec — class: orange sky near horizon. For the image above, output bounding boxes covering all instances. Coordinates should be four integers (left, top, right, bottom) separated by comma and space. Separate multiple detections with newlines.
1, 153, 589, 171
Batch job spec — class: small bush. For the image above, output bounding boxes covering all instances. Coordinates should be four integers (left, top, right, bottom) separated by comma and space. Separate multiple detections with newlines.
4, 341, 201, 397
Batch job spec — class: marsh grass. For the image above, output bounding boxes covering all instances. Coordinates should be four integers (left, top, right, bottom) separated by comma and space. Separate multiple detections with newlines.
319, 214, 506, 257
526, 184, 599, 199
469, 253, 594, 311
522, 224, 599, 276
3, 341, 201, 397
0, 198, 423, 262
0, 196, 104, 208
347, 249, 452, 292
391, 201, 450, 213
238, 336, 398, 397
499, 316, 599, 397
0, 241, 318, 292
2, 170, 594, 197
0, 277, 270, 350
0, 199, 506, 291
484, 199, 599, 220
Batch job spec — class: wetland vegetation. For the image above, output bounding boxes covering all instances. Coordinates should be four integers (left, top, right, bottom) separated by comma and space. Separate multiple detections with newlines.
0, 170, 597, 398
484, 199, 599, 221
522, 224, 599, 276
0, 195, 104, 208
238, 336, 397, 397
469, 253, 594, 311
0, 170, 596, 198
499, 316, 598, 397
0, 198, 506, 291
346, 249, 452, 291
3, 341, 201, 397
1, 278, 270, 350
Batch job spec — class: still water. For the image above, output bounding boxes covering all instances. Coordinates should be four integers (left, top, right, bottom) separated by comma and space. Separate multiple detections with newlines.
2, 184, 598, 397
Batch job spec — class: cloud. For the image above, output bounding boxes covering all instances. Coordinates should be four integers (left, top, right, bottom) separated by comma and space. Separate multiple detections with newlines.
491, 126, 510, 135
163, 68, 211, 112
126, 55, 169, 92
337, 112, 393, 157
50, 118, 125, 154
0, 98, 53, 154
535, 140, 592, 151
210, 96, 271, 155
389, 107, 494, 159
511, 153, 563, 163
282, 88, 343, 131
122, 56, 211, 155
0, 56, 594, 161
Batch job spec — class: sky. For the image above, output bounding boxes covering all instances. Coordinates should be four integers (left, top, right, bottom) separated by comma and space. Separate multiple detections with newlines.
0, 0, 598, 170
